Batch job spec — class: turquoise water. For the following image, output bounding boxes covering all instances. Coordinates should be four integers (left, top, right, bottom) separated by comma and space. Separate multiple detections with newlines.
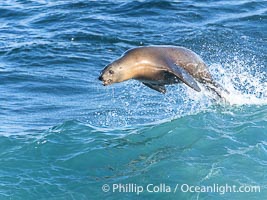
1, 0, 266, 199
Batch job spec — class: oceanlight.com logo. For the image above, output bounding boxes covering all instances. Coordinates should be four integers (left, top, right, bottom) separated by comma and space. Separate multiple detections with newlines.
101, 183, 261, 195
179, 183, 261, 195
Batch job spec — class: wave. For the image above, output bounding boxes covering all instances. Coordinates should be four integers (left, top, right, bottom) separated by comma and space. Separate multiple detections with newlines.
2, 106, 266, 198
33, 106, 266, 184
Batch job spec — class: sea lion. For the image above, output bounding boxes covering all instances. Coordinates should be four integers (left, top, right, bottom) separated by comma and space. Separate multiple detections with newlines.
99, 46, 227, 97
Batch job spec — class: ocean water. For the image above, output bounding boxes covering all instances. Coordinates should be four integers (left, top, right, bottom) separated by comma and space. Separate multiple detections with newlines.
0, 0, 266, 199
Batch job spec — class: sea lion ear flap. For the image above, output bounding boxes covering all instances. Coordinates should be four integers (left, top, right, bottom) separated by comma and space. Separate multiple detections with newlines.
167, 63, 201, 92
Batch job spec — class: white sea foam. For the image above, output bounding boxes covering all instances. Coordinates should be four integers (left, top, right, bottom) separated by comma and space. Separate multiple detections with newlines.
208, 56, 267, 106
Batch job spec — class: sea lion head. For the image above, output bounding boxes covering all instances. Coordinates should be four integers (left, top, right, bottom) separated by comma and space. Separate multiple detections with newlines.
99, 48, 143, 86
98, 59, 124, 86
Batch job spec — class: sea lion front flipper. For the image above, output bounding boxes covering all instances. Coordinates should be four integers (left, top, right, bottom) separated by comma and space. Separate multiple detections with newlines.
142, 82, 166, 94
167, 63, 201, 92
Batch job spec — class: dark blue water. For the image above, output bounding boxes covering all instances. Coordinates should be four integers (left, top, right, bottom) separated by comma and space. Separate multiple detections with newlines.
1, 0, 266, 199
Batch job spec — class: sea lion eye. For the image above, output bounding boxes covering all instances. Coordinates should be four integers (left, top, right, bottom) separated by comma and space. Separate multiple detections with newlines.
109, 70, 114, 74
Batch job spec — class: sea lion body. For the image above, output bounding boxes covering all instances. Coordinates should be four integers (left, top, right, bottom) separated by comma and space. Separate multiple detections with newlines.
99, 46, 226, 96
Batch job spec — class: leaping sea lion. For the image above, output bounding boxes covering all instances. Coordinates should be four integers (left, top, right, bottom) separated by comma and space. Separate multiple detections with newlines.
99, 46, 228, 98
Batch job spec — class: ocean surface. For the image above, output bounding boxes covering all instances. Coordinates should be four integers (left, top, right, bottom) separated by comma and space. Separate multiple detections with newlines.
0, 0, 266, 199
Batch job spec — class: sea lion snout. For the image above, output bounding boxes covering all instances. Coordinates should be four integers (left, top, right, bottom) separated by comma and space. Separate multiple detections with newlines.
98, 73, 106, 85
98, 75, 103, 81
98, 75, 112, 86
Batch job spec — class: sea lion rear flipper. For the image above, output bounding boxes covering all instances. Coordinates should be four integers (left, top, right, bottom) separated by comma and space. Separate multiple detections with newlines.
167, 63, 201, 92
142, 82, 166, 94
204, 80, 229, 99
